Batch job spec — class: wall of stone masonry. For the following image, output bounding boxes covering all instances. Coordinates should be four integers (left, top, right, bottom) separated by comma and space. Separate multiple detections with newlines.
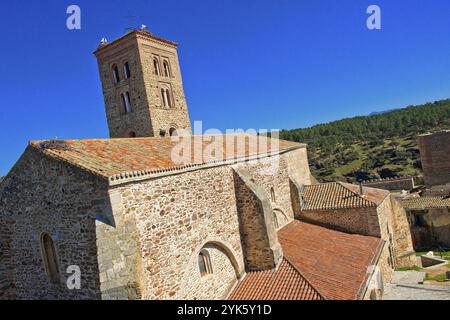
233, 166, 282, 271
110, 148, 311, 299
0, 147, 109, 299
95, 187, 143, 300
297, 206, 381, 237
362, 177, 415, 191
418, 131, 450, 187
139, 39, 192, 136
179, 242, 239, 300
0, 215, 14, 299
406, 208, 450, 249
387, 197, 416, 266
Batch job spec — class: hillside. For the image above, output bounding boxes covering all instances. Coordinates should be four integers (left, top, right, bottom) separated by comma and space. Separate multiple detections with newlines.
279, 99, 450, 183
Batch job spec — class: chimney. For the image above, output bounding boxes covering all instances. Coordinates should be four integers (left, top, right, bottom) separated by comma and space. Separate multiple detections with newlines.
359, 182, 365, 196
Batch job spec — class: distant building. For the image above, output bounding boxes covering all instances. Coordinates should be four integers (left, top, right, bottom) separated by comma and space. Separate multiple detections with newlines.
418, 131, 450, 187
401, 196, 450, 250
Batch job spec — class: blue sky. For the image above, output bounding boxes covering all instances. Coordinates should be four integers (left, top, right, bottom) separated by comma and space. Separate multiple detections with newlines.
1, 0, 450, 176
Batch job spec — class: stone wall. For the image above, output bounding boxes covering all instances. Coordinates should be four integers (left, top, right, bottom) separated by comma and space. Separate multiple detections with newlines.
109, 148, 311, 299
0, 215, 14, 299
418, 131, 450, 187
0, 147, 109, 299
362, 177, 415, 191
407, 207, 450, 249
95, 187, 143, 300
388, 197, 416, 266
297, 206, 380, 237
233, 166, 282, 271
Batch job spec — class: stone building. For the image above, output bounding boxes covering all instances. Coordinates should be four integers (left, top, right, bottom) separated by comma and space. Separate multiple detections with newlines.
94, 29, 192, 138
401, 196, 450, 250
418, 131, 450, 188
0, 29, 416, 300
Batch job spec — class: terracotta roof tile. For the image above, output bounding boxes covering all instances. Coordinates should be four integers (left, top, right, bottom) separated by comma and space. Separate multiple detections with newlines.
29, 135, 304, 182
278, 220, 384, 300
228, 258, 323, 300
400, 196, 450, 209
301, 182, 389, 210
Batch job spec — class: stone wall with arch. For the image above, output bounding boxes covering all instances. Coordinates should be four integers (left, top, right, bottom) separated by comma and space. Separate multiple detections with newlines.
178, 240, 240, 299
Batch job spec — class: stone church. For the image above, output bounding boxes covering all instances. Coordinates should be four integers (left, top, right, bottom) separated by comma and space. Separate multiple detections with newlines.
0, 28, 415, 300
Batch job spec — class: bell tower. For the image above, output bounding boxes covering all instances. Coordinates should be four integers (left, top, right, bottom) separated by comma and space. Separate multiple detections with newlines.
94, 27, 192, 138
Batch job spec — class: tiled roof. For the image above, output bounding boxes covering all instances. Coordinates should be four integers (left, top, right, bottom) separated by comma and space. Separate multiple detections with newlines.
29, 135, 304, 184
300, 182, 390, 210
400, 196, 450, 209
278, 220, 384, 300
228, 258, 323, 300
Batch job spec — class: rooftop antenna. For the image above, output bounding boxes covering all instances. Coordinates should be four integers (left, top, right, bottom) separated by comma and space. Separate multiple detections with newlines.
123, 10, 138, 33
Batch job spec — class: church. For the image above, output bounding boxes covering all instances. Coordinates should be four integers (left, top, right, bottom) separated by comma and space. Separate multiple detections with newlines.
0, 28, 415, 300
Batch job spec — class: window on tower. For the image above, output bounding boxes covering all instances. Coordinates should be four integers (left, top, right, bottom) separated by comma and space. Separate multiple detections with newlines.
163, 60, 170, 77
124, 62, 131, 79
161, 88, 172, 108
121, 92, 133, 113
112, 64, 120, 83
153, 58, 161, 75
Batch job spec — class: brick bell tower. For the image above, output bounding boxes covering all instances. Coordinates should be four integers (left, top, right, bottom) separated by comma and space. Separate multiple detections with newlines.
94, 26, 192, 138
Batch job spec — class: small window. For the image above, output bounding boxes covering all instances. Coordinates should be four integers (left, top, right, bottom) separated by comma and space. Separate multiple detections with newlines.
153, 58, 160, 75
121, 92, 133, 113
163, 60, 170, 77
159, 129, 166, 137
129, 131, 136, 137
270, 187, 276, 202
112, 64, 120, 83
169, 128, 177, 136
161, 88, 172, 108
198, 250, 213, 276
40, 233, 60, 283
124, 62, 131, 79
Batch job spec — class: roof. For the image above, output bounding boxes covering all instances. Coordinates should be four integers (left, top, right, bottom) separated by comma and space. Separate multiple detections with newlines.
278, 220, 384, 300
93, 29, 178, 55
400, 196, 450, 210
300, 182, 390, 211
29, 135, 304, 185
228, 258, 323, 300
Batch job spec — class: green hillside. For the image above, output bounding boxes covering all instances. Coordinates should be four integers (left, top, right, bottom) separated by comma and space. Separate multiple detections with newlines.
279, 99, 450, 182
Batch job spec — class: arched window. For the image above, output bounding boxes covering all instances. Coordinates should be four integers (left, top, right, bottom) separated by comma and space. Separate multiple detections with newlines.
270, 187, 276, 203
121, 92, 133, 113
153, 58, 160, 75
198, 250, 213, 276
161, 88, 172, 107
112, 64, 120, 83
40, 233, 60, 283
163, 60, 170, 77
169, 127, 177, 136
124, 62, 131, 79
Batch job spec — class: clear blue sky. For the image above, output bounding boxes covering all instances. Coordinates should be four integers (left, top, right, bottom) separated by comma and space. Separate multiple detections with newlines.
1, 0, 450, 176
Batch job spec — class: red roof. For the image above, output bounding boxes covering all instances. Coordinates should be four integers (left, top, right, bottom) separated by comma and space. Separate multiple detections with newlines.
301, 182, 390, 210
278, 220, 384, 300
29, 135, 303, 182
228, 258, 323, 300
